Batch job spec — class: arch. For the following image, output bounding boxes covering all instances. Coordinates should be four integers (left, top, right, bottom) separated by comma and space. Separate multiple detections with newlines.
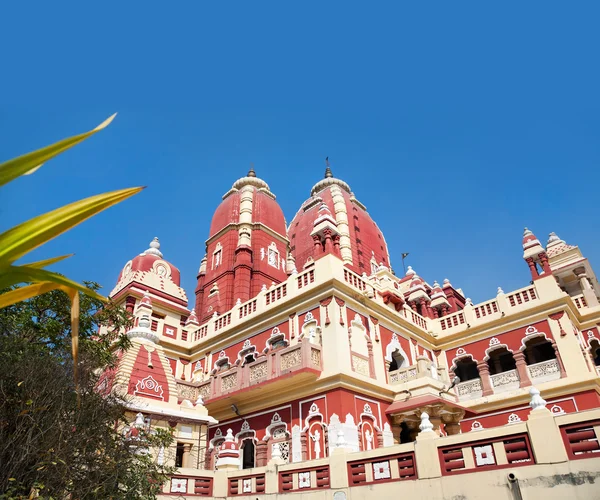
388, 349, 408, 372
265, 326, 289, 352
589, 338, 600, 366
357, 403, 381, 451
238, 339, 258, 366
240, 439, 255, 469
452, 355, 480, 382
486, 346, 516, 375
522, 336, 556, 365
385, 333, 409, 363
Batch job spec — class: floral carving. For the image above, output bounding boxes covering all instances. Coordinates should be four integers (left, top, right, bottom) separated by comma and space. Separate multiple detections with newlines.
281, 349, 302, 371
249, 362, 268, 382
351, 355, 369, 376
221, 373, 237, 392
310, 348, 321, 367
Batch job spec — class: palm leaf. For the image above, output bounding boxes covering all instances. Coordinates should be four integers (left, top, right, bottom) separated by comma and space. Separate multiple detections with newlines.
0, 114, 116, 186
0, 266, 107, 302
0, 186, 144, 265
22, 254, 73, 269
0, 282, 63, 308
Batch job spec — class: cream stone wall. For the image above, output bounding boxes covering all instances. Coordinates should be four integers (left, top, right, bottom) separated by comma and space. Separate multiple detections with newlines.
158, 407, 600, 499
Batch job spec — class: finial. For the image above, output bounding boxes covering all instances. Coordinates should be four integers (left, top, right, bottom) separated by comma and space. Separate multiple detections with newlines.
247, 163, 256, 177
143, 237, 163, 258
547, 232, 560, 244
134, 412, 145, 427
405, 265, 416, 277
324, 157, 333, 178
497, 286, 504, 295
225, 429, 235, 442
419, 411, 434, 433
529, 387, 547, 411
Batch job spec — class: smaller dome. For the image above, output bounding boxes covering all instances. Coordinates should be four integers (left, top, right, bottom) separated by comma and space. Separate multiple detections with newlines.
522, 228, 541, 250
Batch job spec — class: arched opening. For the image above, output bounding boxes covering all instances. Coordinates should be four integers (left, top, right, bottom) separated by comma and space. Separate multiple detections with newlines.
453, 357, 479, 382
241, 439, 255, 469
243, 353, 256, 365
590, 339, 600, 366
487, 347, 516, 375
523, 337, 556, 365
399, 421, 412, 444
389, 350, 407, 372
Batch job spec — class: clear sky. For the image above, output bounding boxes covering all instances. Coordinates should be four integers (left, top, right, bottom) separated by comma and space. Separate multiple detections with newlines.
1, 2, 599, 304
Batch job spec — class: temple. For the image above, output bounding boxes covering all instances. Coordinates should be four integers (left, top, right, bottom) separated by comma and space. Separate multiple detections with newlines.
102, 167, 600, 498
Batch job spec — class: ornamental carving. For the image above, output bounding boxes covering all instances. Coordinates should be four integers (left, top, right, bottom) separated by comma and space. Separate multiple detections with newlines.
310, 348, 321, 367
470, 421, 484, 431
198, 383, 211, 400
456, 347, 467, 356
299, 471, 311, 488
134, 375, 164, 400
456, 378, 482, 396
528, 359, 559, 379
281, 349, 302, 371
507, 413, 522, 424
490, 369, 519, 388
249, 362, 268, 382
351, 355, 370, 376
373, 461, 391, 480
489, 337, 500, 347
474, 445, 495, 466
221, 373, 237, 392
177, 383, 199, 401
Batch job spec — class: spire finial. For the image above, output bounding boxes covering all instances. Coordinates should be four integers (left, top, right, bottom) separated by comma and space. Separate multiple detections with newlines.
324, 157, 333, 178
247, 163, 256, 178
143, 237, 163, 258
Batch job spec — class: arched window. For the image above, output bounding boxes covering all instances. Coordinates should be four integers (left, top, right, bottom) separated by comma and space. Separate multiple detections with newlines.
487, 347, 516, 375
241, 440, 255, 469
523, 337, 556, 365
590, 339, 600, 366
399, 421, 412, 444
454, 358, 479, 382
389, 350, 407, 372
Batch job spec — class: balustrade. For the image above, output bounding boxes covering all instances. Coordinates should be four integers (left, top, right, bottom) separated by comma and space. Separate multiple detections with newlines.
527, 359, 560, 383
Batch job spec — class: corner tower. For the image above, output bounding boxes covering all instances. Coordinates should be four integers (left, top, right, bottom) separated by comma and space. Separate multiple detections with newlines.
195, 168, 289, 322
288, 166, 391, 275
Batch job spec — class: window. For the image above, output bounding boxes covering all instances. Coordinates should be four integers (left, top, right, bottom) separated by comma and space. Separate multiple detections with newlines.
267, 243, 279, 269
389, 350, 407, 372
487, 348, 516, 375
590, 339, 600, 366
241, 440, 255, 469
523, 337, 556, 365
175, 442, 185, 468
454, 358, 479, 382
212, 243, 223, 270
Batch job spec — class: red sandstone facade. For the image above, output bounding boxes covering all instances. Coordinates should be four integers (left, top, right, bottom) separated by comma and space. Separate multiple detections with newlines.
104, 167, 600, 496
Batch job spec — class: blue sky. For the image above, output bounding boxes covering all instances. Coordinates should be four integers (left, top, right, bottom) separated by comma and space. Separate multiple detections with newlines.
1, 2, 599, 304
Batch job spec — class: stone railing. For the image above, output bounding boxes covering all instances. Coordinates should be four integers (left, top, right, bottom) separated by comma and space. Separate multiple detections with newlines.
490, 369, 520, 392
160, 408, 600, 499
433, 283, 544, 336
527, 358, 561, 384
455, 378, 483, 401
192, 342, 322, 402
388, 358, 449, 386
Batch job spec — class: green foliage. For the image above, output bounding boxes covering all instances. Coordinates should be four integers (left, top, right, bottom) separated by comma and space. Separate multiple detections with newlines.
0, 284, 175, 499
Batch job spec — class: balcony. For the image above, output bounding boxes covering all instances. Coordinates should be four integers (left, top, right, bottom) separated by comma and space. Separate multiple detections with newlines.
527, 359, 561, 384
178, 342, 322, 412
490, 369, 520, 393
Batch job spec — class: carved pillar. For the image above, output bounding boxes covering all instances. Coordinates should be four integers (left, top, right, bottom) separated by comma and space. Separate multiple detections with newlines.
538, 252, 551, 274
256, 440, 268, 467
182, 443, 192, 468
300, 432, 308, 461
332, 235, 341, 256
551, 341, 568, 378
432, 307, 439, 318
125, 296, 136, 314
476, 361, 494, 396
526, 257, 538, 279
323, 229, 333, 254
410, 301, 417, 312
312, 235, 322, 257
513, 351, 532, 387
445, 422, 461, 436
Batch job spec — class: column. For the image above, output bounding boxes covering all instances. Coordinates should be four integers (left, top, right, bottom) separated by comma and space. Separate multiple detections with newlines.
182, 443, 192, 468
526, 257, 538, 279
476, 361, 494, 396
513, 351, 532, 388
312, 235, 322, 257
551, 341, 567, 378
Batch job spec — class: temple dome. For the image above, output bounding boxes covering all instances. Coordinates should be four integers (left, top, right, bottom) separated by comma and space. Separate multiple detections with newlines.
209, 168, 287, 238
288, 167, 391, 273
110, 238, 188, 304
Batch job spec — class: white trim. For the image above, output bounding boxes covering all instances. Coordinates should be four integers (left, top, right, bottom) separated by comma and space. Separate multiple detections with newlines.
126, 399, 218, 424
461, 396, 578, 423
